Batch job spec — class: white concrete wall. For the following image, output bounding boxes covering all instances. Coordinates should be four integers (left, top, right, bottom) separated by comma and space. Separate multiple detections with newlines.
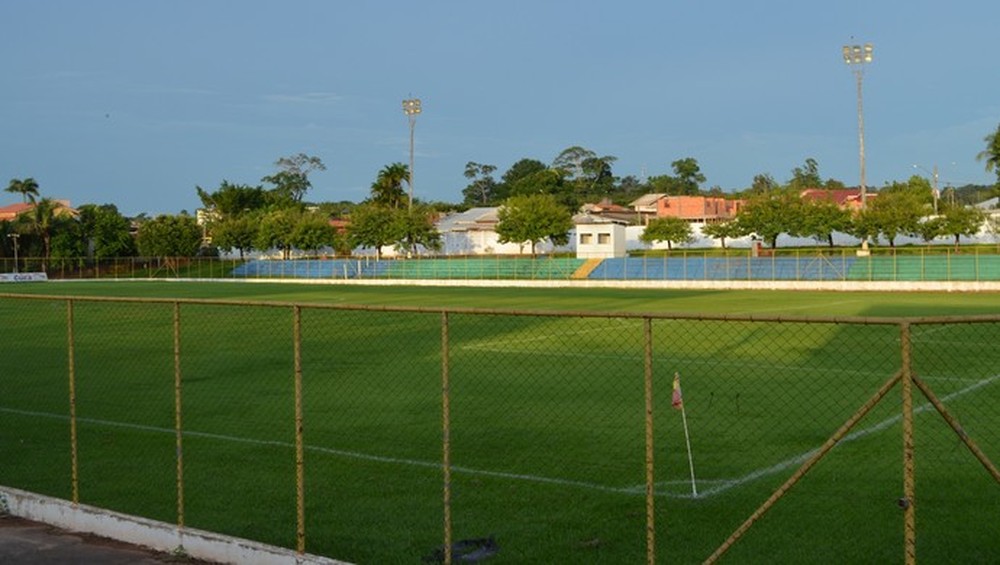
0, 486, 349, 565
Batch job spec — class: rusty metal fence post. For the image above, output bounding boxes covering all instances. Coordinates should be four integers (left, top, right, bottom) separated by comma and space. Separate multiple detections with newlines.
441, 311, 453, 565
66, 298, 79, 506
293, 305, 306, 555
643, 317, 655, 565
899, 322, 916, 565
174, 302, 185, 532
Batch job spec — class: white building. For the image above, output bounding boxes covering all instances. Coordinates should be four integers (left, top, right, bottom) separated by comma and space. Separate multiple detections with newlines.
574, 214, 626, 258
436, 207, 572, 255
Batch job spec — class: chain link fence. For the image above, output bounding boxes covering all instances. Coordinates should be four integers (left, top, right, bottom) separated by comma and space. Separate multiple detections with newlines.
4, 248, 1000, 282
1, 294, 998, 563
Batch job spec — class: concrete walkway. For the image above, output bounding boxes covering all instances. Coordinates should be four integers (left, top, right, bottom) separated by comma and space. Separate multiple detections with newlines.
0, 515, 212, 564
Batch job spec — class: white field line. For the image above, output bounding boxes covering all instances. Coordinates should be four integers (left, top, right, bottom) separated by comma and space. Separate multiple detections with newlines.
3, 373, 995, 501
0, 407, 644, 497
664, 372, 1000, 500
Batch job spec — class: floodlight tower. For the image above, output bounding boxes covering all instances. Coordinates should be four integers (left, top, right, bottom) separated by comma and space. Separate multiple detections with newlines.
402, 97, 422, 211
842, 42, 873, 209
7, 232, 19, 273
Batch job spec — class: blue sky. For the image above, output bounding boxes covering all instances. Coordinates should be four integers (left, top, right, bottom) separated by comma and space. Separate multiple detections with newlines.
2, 0, 998, 216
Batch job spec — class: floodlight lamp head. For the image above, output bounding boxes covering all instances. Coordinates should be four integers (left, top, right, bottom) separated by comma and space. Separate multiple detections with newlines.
842, 45, 852, 64
863, 43, 873, 63
402, 98, 422, 116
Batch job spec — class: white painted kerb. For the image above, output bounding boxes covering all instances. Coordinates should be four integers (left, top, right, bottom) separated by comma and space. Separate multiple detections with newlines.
0, 486, 350, 565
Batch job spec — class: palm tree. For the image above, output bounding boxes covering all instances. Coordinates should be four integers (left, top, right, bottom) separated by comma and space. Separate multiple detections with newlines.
5, 177, 40, 203
977, 123, 1000, 188
369, 163, 409, 209
26, 197, 58, 266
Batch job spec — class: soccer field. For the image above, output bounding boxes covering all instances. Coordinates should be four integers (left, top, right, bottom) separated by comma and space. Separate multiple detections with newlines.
1, 282, 998, 563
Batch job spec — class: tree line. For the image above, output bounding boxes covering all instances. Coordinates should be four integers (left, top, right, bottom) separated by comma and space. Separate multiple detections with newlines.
3, 125, 1000, 262
640, 181, 988, 252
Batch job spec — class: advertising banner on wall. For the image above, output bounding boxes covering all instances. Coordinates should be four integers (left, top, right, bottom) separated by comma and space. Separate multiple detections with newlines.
0, 272, 49, 282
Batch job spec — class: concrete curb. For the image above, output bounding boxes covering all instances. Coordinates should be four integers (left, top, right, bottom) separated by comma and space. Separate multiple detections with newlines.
0, 486, 351, 565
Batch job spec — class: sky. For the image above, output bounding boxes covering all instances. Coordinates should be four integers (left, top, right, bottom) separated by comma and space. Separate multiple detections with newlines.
2, 0, 998, 217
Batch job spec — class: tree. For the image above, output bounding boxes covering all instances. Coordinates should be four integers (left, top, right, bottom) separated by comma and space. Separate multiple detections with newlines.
196, 181, 267, 218
77, 204, 136, 258
787, 158, 822, 190
639, 217, 693, 250
495, 194, 572, 256
369, 163, 409, 209
290, 213, 338, 255
794, 200, 853, 247
702, 220, 740, 249
211, 215, 259, 259
617, 175, 646, 197
49, 218, 87, 259
254, 208, 300, 259
580, 155, 617, 194
745, 173, 778, 197
671, 158, 706, 195
500, 158, 547, 189
977, 123, 1000, 189
552, 146, 617, 196
462, 162, 499, 206
644, 158, 706, 196
5, 178, 40, 204
261, 153, 326, 204
985, 214, 1000, 249
392, 205, 442, 255
647, 174, 686, 196
135, 215, 202, 258
347, 203, 398, 259
552, 146, 597, 179
275, 153, 327, 178
733, 191, 800, 248
507, 168, 577, 211
21, 197, 60, 264
855, 189, 925, 247
936, 202, 985, 250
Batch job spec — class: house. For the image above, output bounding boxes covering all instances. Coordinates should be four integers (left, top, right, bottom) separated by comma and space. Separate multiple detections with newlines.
628, 194, 742, 224
328, 218, 350, 234
435, 206, 572, 256
629, 193, 666, 219
798, 188, 869, 212
974, 197, 998, 211
436, 207, 504, 255
578, 198, 641, 225
0, 200, 79, 222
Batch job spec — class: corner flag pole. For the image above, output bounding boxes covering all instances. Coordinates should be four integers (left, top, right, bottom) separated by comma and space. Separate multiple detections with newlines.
673, 372, 698, 497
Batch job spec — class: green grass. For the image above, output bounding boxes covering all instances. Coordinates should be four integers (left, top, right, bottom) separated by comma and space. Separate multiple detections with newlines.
1, 282, 998, 563
4, 279, 1000, 316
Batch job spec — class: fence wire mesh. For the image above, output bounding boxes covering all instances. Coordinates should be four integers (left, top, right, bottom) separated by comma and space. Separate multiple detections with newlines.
0, 295, 997, 564
5, 249, 1000, 283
